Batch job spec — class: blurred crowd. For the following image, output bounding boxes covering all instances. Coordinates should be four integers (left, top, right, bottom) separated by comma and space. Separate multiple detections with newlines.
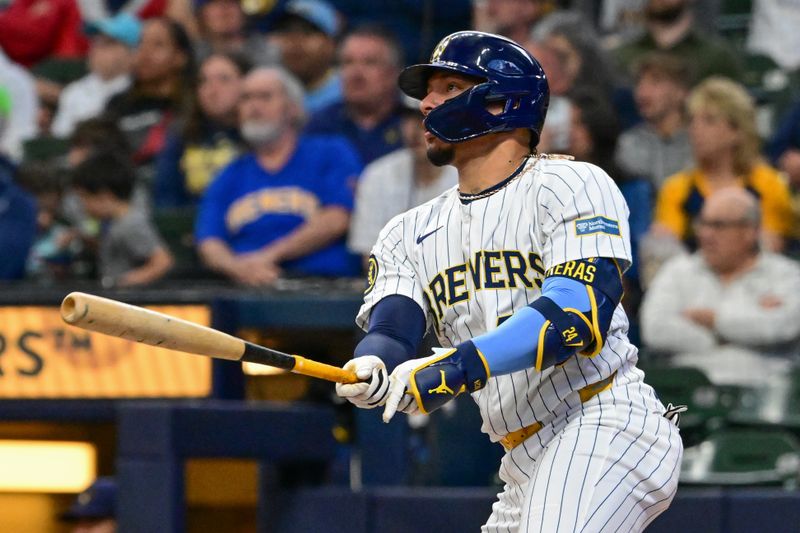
0, 0, 799, 383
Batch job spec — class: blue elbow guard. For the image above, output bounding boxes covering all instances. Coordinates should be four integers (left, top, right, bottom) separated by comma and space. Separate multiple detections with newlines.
533, 257, 623, 368
530, 296, 593, 369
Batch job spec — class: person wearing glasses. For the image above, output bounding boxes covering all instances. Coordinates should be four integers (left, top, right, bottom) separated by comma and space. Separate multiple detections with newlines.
640, 187, 800, 386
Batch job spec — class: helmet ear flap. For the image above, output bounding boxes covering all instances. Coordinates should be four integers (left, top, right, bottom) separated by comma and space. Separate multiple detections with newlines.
425, 83, 507, 142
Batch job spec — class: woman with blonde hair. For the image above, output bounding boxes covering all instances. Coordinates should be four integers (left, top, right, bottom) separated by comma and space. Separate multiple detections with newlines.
652, 76, 793, 252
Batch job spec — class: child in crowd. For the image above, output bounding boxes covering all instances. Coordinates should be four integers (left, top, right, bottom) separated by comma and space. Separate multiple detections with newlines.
71, 151, 173, 287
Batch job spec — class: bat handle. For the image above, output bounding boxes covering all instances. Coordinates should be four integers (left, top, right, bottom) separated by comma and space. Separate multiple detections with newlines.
293, 356, 359, 384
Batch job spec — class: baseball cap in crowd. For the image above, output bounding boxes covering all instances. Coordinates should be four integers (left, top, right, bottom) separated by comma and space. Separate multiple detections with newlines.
279, 0, 339, 38
85, 13, 142, 48
60, 477, 117, 521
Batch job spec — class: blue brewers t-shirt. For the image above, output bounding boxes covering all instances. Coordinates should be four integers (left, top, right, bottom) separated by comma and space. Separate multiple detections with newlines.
195, 135, 363, 276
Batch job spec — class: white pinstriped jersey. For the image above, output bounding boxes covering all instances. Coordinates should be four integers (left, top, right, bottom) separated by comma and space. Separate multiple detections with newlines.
357, 155, 636, 442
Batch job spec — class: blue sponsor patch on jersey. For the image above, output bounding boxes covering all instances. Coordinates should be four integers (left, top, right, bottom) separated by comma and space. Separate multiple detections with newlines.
574, 216, 621, 237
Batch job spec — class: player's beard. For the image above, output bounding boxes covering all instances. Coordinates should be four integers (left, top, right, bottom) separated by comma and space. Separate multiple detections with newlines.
240, 120, 284, 148
426, 144, 455, 166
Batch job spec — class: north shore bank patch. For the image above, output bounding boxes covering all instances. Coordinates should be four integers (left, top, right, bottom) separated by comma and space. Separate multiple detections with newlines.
574, 216, 621, 237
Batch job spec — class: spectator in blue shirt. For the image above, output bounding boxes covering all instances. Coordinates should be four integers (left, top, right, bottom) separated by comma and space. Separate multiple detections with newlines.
0, 163, 36, 281
196, 67, 363, 285
0, 88, 36, 280
304, 25, 406, 165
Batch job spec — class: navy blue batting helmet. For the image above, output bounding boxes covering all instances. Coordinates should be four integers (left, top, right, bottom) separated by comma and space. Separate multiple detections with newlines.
398, 31, 549, 145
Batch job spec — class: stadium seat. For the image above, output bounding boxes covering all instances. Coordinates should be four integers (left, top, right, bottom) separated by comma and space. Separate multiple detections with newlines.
729, 368, 800, 431
153, 207, 207, 279
31, 58, 88, 86
22, 137, 70, 163
645, 366, 747, 446
737, 53, 796, 137
680, 428, 800, 487
716, 0, 752, 49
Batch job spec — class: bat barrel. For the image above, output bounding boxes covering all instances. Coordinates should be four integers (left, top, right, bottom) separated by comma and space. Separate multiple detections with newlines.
60, 292, 246, 360
60, 293, 86, 324
61, 292, 360, 384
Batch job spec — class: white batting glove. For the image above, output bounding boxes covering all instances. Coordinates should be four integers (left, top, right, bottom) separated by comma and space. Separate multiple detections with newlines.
335, 356, 390, 409
382, 349, 451, 423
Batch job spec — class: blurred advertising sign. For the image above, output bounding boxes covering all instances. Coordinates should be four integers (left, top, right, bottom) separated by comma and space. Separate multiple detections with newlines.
0, 305, 212, 398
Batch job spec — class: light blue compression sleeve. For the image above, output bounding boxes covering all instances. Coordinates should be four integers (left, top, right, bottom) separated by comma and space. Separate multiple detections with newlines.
470, 276, 591, 375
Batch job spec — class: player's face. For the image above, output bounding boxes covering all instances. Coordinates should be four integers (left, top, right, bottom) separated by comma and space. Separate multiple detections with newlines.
419, 72, 478, 166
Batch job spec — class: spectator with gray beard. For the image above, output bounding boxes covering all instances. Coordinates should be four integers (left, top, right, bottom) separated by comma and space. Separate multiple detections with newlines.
196, 67, 362, 286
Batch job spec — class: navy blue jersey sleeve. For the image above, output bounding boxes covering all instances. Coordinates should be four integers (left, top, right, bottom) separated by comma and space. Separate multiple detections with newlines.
354, 294, 426, 371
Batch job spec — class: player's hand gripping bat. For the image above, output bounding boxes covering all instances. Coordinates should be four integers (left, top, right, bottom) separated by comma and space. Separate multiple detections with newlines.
60, 292, 359, 384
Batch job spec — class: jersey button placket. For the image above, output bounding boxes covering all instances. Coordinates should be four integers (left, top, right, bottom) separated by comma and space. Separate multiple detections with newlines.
461, 204, 471, 251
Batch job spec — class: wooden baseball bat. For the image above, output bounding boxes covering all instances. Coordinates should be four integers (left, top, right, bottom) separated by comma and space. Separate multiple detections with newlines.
60, 292, 359, 384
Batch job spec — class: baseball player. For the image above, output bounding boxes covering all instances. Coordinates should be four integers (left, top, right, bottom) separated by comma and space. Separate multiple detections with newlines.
337, 31, 683, 532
